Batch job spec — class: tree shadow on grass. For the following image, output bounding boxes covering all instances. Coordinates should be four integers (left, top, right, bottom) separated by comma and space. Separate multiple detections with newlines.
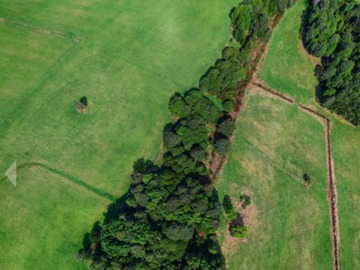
230, 212, 244, 227
78, 158, 155, 259
314, 64, 324, 103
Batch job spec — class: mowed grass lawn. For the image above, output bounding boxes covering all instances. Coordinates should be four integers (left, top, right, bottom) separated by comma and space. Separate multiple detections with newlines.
258, 0, 360, 268
218, 94, 332, 269
0, 0, 239, 268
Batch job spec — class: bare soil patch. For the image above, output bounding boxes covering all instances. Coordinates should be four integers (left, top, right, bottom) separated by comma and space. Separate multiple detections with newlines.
75, 101, 88, 114
221, 190, 257, 263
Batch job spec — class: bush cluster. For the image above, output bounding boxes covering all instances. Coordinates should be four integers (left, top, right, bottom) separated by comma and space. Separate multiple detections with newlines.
240, 194, 251, 209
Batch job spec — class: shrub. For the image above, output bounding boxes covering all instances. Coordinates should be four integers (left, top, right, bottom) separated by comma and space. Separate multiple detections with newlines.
239, 194, 251, 209
230, 224, 247, 238
223, 195, 236, 221
80, 96, 88, 106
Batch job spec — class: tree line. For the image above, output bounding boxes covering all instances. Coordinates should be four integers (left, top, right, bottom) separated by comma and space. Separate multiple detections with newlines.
82, 1, 294, 269
302, 0, 360, 125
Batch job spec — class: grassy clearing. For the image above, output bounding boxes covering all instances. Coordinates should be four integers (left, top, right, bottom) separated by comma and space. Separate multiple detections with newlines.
0, 0, 239, 268
0, 0, 238, 195
259, 0, 318, 105
258, 0, 360, 268
218, 94, 332, 269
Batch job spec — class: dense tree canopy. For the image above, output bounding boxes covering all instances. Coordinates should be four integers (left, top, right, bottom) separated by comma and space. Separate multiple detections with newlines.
302, 0, 360, 125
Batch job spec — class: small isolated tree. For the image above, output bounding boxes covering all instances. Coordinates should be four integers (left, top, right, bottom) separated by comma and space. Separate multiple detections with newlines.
80, 96, 88, 107
303, 173, 313, 188
230, 225, 247, 238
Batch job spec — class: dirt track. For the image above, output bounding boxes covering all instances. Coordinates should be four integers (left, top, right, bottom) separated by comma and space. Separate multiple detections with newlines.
299, 104, 340, 270
249, 82, 341, 270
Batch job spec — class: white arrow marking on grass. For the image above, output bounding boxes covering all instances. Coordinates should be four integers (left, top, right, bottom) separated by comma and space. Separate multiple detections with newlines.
5, 161, 16, 187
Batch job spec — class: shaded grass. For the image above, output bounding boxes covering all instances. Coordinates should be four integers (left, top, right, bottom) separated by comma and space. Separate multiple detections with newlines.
217, 94, 332, 269
0, 0, 239, 268
258, 0, 360, 268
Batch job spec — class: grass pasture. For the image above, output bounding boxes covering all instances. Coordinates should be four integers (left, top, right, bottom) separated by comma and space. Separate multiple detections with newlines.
218, 94, 332, 269
257, 0, 360, 268
332, 123, 360, 270
0, 0, 239, 268
259, 0, 318, 105
0, 166, 109, 270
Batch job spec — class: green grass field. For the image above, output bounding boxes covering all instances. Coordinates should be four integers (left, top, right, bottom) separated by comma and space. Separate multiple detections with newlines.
257, 0, 360, 268
332, 123, 360, 270
218, 94, 332, 269
0, 0, 239, 268
0, 167, 109, 270
260, 0, 318, 105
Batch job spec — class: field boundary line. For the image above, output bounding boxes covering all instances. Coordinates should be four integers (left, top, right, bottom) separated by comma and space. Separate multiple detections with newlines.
248, 81, 340, 270
0, 17, 81, 43
298, 104, 340, 270
1, 162, 115, 201
251, 81, 295, 105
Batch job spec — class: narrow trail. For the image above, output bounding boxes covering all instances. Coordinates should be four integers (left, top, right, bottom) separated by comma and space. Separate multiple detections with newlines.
1, 162, 115, 201
250, 81, 341, 270
0, 17, 81, 43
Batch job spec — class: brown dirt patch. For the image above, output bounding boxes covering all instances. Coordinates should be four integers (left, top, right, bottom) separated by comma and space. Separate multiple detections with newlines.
210, 151, 222, 174
75, 101, 88, 114
221, 221, 243, 260
221, 188, 257, 263
155, 143, 165, 165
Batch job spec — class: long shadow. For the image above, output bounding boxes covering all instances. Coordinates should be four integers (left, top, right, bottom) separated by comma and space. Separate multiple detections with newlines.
2, 162, 116, 201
